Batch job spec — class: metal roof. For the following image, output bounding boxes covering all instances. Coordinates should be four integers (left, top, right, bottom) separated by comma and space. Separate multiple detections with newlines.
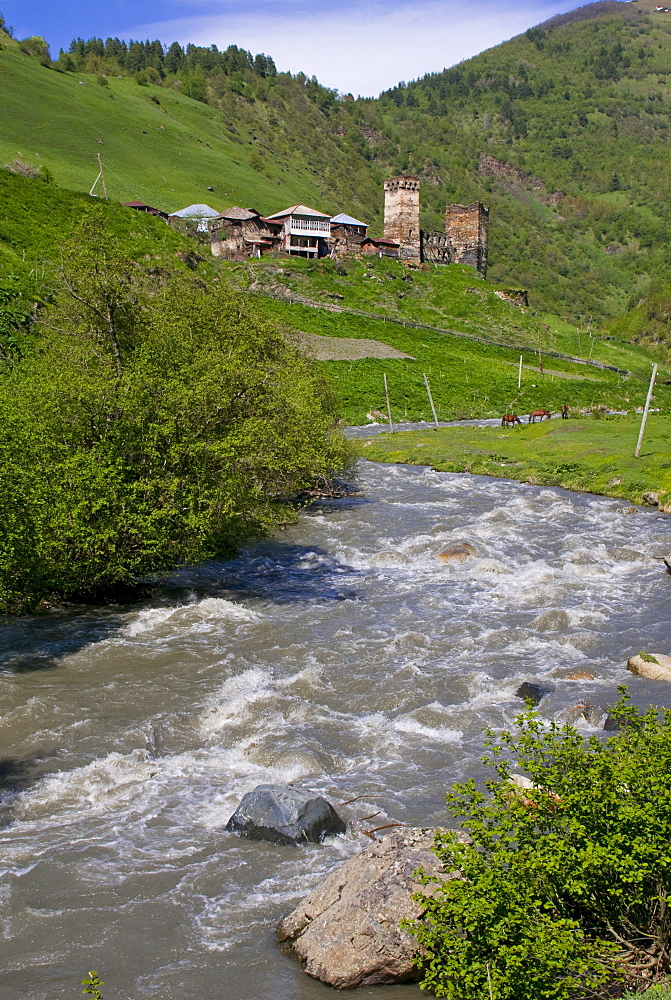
331, 213, 368, 227
265, 204, 331, 220
169, 203, 220, 218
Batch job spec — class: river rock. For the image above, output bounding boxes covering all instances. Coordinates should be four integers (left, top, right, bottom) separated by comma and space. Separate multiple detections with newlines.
225, 784, 346, 845
626, 653, 671, 682
277, 827, 466, 989
565, 702, 607, 727
643, 492, 661, 507
515, 681, 552, 705
438, 542, 477, 562
566, 670, 596, 681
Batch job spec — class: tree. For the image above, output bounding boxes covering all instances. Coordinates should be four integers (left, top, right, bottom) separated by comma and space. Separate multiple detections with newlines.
0, 212, 351, 611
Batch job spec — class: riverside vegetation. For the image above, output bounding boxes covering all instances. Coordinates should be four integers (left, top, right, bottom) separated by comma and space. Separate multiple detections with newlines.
0, 204, 351, 613
411, 694, 671, 1000
361, 413, 671, 506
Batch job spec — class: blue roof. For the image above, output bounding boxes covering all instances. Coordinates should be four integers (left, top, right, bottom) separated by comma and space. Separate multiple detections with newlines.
331, 212, 368, 227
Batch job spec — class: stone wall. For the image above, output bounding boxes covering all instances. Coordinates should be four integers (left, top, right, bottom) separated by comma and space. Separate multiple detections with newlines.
421, 230, 455, 265
444, 202, 489, 276
330, 223, 367, 258
384, 176, 421, 263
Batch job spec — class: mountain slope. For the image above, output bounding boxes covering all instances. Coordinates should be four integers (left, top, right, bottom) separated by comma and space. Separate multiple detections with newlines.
2, 3, 671, 326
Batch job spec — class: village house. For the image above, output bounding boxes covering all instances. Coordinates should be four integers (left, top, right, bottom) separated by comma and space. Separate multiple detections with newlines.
264, 204, 332, 258
122, 201, 169, 221
210, 207, 283, 259
168, 203, 221, 235
329, 213, 369, 257
360, 237, 401, 259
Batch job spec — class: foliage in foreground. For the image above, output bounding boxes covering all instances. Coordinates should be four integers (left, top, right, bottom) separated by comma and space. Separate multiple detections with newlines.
412, 694, 671, 1000
0, 212, 350, 612
81, 971, 104, 999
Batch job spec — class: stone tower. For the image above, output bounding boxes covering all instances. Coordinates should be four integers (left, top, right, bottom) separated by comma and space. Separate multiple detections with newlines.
444, 202, 489, 277
384, 176, 421, 263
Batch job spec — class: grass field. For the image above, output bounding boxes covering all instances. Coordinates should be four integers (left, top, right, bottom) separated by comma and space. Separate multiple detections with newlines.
360, 413, 671, 506
236, 258, 671, 424
0, 47, 329, 215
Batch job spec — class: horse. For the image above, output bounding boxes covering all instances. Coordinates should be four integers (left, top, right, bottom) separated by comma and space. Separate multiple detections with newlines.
529, 409, 552, 423
561, 404, 569, 419
501, 413, 522, 427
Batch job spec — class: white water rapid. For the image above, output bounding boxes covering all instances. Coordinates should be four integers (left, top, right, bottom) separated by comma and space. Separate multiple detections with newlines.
1, 461, 670, 999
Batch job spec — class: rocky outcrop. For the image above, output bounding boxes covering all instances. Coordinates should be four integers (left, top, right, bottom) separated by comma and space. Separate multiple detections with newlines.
626, 653, 671, 682
225, 784, 346, 845
438, 542, 477, 562
277, 827, 466, 989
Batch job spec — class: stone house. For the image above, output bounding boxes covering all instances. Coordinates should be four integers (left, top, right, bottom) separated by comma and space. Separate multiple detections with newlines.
329, 213, 368, 257
210, 207, 283, 259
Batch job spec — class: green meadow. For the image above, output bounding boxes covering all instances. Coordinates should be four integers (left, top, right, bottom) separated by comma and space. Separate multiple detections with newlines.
361, 413, 671, 506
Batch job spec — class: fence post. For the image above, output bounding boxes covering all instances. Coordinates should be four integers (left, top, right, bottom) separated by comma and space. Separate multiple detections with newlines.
635, 363, 658, 458
423, 373, 439, 428
383, 373, 393, 431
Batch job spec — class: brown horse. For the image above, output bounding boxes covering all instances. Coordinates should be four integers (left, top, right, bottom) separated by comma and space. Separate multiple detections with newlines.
561, 404, 569, 419
529, 409, 552, 423
501, 413, 522, 427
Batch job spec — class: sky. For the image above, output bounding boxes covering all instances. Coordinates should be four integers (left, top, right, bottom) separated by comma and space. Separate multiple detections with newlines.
2, 0, 613, 96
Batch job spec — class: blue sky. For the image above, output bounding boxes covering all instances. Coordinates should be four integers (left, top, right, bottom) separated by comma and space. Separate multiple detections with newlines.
3, 0, 611, 96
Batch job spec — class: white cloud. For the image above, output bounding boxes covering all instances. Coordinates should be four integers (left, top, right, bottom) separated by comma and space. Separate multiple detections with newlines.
120, 0, 570, 96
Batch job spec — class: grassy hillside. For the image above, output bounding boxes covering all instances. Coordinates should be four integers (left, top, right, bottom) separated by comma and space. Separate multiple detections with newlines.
359, 0, 671, 321
4, 3, 671, 326
0, 168, 212, 354
230, 257, 671, 423
0, 42, 378, 219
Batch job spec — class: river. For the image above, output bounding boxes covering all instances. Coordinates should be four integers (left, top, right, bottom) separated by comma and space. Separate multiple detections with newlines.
1, 460, 670, 1000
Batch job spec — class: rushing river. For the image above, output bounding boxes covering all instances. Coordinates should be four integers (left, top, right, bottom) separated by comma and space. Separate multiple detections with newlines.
1, 461, 670, 1000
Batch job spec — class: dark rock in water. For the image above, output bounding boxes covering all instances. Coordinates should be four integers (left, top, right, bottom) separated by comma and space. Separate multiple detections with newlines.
225, 784, 346, 845
515, 681, 551, 706
278, 827, 468, 989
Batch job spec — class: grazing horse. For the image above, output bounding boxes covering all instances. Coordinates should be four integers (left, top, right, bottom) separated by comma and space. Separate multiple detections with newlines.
529, 409, 552, 423
561, 404, 569, 419
501, 413, 522, 427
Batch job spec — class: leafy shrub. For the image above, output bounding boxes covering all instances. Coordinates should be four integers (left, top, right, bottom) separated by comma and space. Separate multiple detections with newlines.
411, 693, 671, 1000
0, 213, 351, 611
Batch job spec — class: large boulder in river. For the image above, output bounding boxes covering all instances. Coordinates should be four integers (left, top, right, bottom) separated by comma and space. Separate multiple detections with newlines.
225, 784, 346, 845
626, 652, 671, 682
277, 827, 466, 989
438, 542, 477, 562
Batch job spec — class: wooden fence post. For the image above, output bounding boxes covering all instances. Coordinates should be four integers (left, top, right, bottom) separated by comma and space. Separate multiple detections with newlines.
635, 363, 658, 458
423, 373, 439, 428
383, 373, 393, 431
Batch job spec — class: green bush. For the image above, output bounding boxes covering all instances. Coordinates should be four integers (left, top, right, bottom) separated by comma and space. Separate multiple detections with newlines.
0, 213, 351, 611
411, 692, 671, 1000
